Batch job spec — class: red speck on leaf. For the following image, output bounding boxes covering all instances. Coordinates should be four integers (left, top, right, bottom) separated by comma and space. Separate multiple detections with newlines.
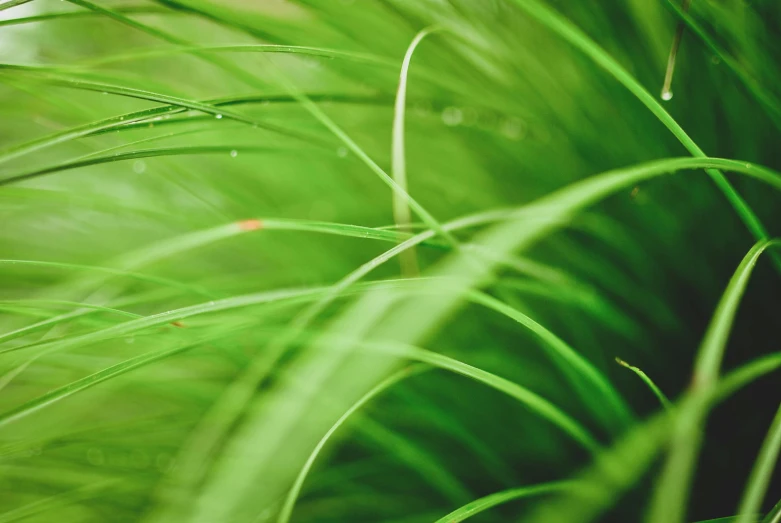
238, 219, 263, 231
171, 321, 185, 328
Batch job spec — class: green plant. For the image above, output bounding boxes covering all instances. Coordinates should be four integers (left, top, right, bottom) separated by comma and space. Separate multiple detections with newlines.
0, 0, 779, 521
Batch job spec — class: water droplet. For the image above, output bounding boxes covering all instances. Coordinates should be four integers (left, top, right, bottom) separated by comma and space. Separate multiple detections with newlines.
101, 92, 108, 95
711, 55, 721, 65
230, 150, 238, 158
132, 160, 146, 174
215, 114, 223, 119
442, 106, 463, 126
337, 147, 348, 158
209, 301, 215, 306
661, 89, 673, 101
745, 163, 752, 169
125, 337, 135, 344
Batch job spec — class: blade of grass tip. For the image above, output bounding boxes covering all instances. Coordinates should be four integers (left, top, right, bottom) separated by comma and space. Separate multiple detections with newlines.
615, 357, 672, 411
471, 291, 634, 432
663, 0, 781, 129
523, 350, 781, 523
507, 0, 781, 274
661, 0, 692, 101
392, 26, 441, 277
648, 238, 781, 523
433, 481, 572, 523
762, 498, 781, 523
276, 364, 430, 523
296, 334, 600, 453
735, 402, 781, 523
259, 55, 460, 249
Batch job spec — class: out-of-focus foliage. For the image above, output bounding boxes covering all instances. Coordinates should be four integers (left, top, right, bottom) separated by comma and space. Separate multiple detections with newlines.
0, 0, 779, 522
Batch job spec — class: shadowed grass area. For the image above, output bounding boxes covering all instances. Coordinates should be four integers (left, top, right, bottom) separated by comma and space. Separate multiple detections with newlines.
0, 0, 780, 522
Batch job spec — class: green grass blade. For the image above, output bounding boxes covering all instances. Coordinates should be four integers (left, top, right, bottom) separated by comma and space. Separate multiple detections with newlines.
735, 403, 781, 523
471, 291, 633, 431
648, 239, 781, 523
391, 27, 439, 276
0, 65, 316, 143
615, 357, 672, 411
0, 146, 296, 186
507, 0, 777, 269
762, 498, 781, 523
433, 481, 571, 523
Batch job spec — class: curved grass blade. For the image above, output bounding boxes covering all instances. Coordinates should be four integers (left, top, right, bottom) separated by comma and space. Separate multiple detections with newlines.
0, 479, 119, 523
615, 357, 672, 411
648, 239, 781, 523
433, 481, 571, 523
471, 292, 633, 431
523, 349, 781, 523
663, 0, 781, 129
36, 0, 456, 251
0, 65, 319, 144
506, 0, 778, 271
77, 44, 393, 70
156, 156, 781, 522
261, 57, 459, 249
735, 403, 781, 523
391, 27, 440, 276
763, 498, 781, 523
0, 299, 140, 319
0, 93, 388, 167
276, 364, 430, 523
0, 259, 213, 299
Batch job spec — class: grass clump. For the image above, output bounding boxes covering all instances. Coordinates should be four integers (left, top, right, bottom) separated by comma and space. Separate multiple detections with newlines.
0, 0, 780, 522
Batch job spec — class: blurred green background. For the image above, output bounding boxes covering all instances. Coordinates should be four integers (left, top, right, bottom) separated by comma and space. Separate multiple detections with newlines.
0, 0, 779, 521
